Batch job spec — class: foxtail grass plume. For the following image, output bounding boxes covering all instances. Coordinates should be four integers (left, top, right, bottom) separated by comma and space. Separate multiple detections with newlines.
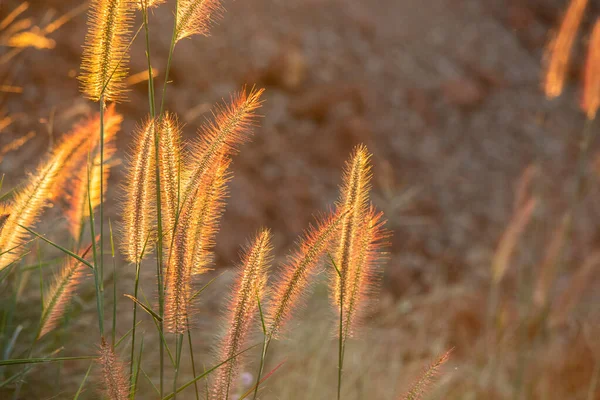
212, 229, 273, 400
543, 0, 588, 98
158, 113, 183, 242
0, 149, 69, 269
164, 158, 230, 333
0, 211, 9, 237
341, 208, 388, 338
99, 337, 129, 400
64, 109, 122, 239
266, 209, 348, 338
180, 88, 263, 216
331, 145, 372, 308
79, 0, 134, 102
582, 19, 600, 119
121, 119, 156, 264
52, 105, 122, 203
189, 158, 230, 275
38, 245, 92, 338
401, 350, 452, 400
175, 0, 222, 42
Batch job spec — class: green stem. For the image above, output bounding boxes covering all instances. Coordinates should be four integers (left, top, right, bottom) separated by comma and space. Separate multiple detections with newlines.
251, 336, 271, 400
173, 333, 183, 400
129, 261, 141, 398
99, 96, 105, 314
186, 321, 200, 400
159, 0, 178, 116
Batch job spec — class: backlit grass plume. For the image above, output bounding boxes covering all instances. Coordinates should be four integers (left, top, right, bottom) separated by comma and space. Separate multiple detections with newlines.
401, 350, 452, 400
179, 88, 263, 218
175, 0, 222, 43
136, 0, 164, 10
340, 208, 387, 339
79, 0, 134, 102
582, 19, 600, 120
543, 0, 588, 98
122, 118, 156, 264
99, 337, 130, 400
331, 145, 372, 308
0, 149, 69, 269
64, 110, 121, 240
212, 229, 272, 400
189, 158, 230, 275
266, 209, 348, 338
164, 158, 230, 333
158, 113, 183, 242
50, 105, 122, 211
38, 244, 93, 339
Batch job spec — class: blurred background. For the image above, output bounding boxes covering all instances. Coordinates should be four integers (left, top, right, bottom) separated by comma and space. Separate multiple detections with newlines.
1, 0, 600, 398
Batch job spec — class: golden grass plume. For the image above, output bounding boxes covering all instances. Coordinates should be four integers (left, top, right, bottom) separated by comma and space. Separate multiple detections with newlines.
121, 118, 156, 264
79, 0, 134, 102
164, 158, 230, 333
180, 87, 263, 216
543, 0, 589, 98
158, 113, 183, 242
99, 337, 130, 400
331, 144, 372, 308
212, 229, 273, 400
38, 244, 93, 338
582, 19, 600, 119
401, 349, 451, 400
341, 208, 388, 339
266, 209, 348, 338
175, 0, 222, 43
0, 149, 70, 269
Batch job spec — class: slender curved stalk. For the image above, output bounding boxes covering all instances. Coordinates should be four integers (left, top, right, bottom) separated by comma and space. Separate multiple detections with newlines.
129, 260, 141, 397
173, 334, 183, 400
159, 1, 178, 115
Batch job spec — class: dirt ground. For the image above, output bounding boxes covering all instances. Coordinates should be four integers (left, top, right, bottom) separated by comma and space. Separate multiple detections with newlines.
2, 0, 600, 398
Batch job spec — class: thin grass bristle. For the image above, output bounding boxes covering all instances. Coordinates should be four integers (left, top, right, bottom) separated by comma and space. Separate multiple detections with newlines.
266, 208, 349, 338
99, 337, 130, 400
543, 0, 589, 98
212, 229, 273, 400
121, 118, 156, 264
175, 0, 222, 43
79, 0, 134, 102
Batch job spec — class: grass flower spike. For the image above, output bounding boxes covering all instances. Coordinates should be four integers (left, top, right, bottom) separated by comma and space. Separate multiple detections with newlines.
582, 19, 600, 120
79, 0, 134, 102
122, 118, 156, 264
164, 158, 230, 333
212, 229, 273, 400
543, 0, 589, 98
38, 245, 93, 338
175, 0, 222, 43
341, 208, 387, 338
99, 337, 130, 400
332, 145, 372, 308
401, 350, 452, 400
158, 113, 183, 242
267, 209, 348, 337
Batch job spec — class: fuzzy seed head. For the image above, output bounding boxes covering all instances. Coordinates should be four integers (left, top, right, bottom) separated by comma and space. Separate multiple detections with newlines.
582, 19, 600, 119
175, 0, 222, 43
99, 338, 130, 400
267, 209, 348, 338
543, 0, 589, 98
332, 145, 372, 308
158, 113, 183, 243
121, 118, 156, 263
79, 0, 134, 102
402, 350, 452, 400
212, 229, 273, 399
